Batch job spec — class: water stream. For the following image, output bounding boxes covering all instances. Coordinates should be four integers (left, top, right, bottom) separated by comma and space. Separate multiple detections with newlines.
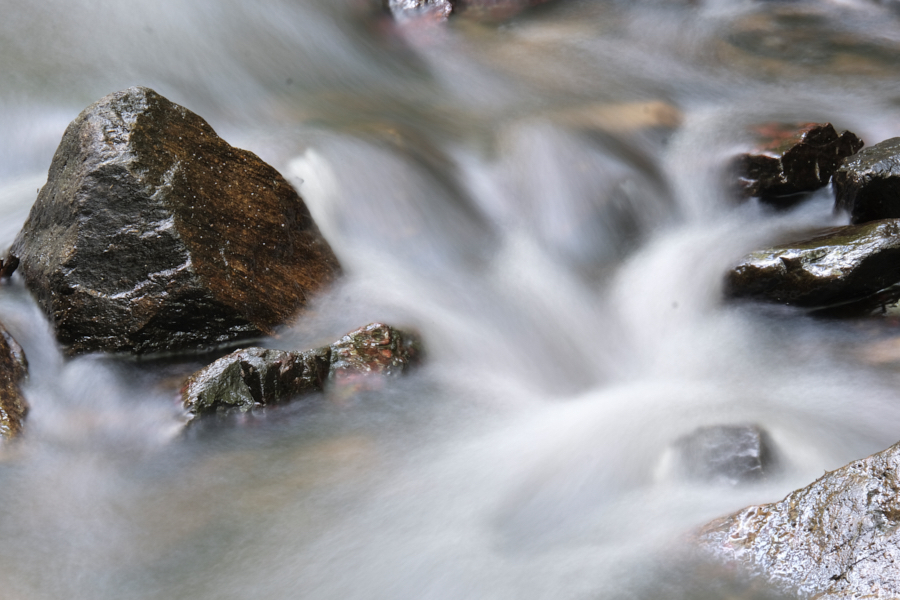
2, 0, 900, 597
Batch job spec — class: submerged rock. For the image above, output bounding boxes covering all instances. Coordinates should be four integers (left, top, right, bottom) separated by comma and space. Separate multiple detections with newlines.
725, 220, 900, 308
671, 424, 776, 486
697, 439, 900, 598
834, 137, 900, 224
732, 122, 863, 201
0, 323, 28, 439
6, 86, 340, 355
183, 323, 421, 417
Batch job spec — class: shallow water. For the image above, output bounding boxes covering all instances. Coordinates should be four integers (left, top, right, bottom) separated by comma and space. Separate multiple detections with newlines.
2, 0, 900, 597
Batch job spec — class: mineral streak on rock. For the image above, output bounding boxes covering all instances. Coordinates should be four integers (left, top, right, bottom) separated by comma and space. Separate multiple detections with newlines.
733, 122, 863, 200
182, 323, 422, 417
0, 323, 28, 439
725, 219, 900, 308
182, 347, 331, 416
697, 440, 900, 599
7, 86, 341, 355
672, 424, 776, 486
834, 137, 900, 224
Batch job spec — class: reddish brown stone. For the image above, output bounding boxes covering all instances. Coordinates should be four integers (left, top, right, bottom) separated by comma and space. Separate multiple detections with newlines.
0, 322, 28, 439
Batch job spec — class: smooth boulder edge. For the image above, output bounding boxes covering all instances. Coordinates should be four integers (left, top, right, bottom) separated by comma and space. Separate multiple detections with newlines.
182, 323, 422, 418
6, 86, 340, 355
696, 440, 900, 599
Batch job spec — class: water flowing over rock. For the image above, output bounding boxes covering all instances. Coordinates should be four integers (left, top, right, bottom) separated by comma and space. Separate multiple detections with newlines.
384, 0, 552, 21
732, 122, 863, 202
697, 440, 900, 599
0, 323, 28, 439
182, 323, 421, 417
834, 137, 900, 224
5, 86, 341, 355
671, 424, 776, 486
725, 220, 900, 308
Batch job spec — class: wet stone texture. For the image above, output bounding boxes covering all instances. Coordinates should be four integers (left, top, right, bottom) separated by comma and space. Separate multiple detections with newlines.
6, 86, 341, 355
672, 425, 776, 486
385, 0, 551, 21
732, 122, 863, 202
0, 322, 28, 439
725, 219, 900, 308
697, 440, 900, 599
834, 137, 900, 225
385, 0, 454, 21
182, 323, 421, 417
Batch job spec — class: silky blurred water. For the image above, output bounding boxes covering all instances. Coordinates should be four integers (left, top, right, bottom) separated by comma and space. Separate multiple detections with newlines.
1, 0, 900, 598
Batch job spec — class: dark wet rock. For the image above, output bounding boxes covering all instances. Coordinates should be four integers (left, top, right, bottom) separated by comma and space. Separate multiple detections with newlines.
697, 439, 900, 599
834, 137, 900, 225
182, 323, 421, 417
182, 347, 330, 416
725, 219, 900, 308
6, 86, 340, 355
672, 424, 776, 486
733, 122, 863, 201
0, 322, 28, 439
385, 0, 454, 21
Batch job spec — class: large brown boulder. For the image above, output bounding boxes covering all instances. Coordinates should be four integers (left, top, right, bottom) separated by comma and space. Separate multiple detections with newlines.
0, 323, 28, 439
697, 440, 900, 599
6, 87, 340, 355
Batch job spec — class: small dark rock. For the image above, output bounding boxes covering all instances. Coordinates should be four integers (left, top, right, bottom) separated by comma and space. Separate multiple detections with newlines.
834, 137, 900, 224
733, 122, 863, 202
182, 347, 330, 416
8, 86, 341, 355
697, 439, 900, 598
671, 424, 775, 486
182, 323, 422, 417
0, 322, 28, 439
725, 219, 900, 308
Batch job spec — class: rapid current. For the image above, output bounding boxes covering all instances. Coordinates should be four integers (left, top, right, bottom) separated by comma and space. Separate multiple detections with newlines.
2, 0, 900, 597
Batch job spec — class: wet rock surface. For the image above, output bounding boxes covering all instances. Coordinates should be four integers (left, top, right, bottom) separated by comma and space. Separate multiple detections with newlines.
183, 323, 421, 417
385, 0, 453, 21
725, 219, 900, 308
697, 439, 900, 599
385, 0, 551, 21
834, 137, 900, 224
0, 322, 28, 439
7, 86, 341, 355
733, 122, 863, 201
672, 424, 776, 486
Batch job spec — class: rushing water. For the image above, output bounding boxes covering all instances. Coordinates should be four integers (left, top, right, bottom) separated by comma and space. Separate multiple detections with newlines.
3, 0, 900, 597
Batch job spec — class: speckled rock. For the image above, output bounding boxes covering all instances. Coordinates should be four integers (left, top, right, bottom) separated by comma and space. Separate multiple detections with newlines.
183, 323, 422, 417
697, 439, 900, 599
672, 424, 776, 486
725, 220, 900, 308
834, 137, 900, 224
6, 86, 341, 355
0, 322, 28, 439
733, 122, 863, 201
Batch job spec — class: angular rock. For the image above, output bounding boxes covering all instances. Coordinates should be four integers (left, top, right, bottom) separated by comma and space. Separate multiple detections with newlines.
671, 424, 776, 486
329, 322, 422, 388
834, 137, 900, 224
182, 323, 422, 417
733, 122, 863, 201
725, 219, 900, 308
6, 86, 341, 355
697, 439, 900, 599
182, 347, 330, 416
0, 322, 28, 439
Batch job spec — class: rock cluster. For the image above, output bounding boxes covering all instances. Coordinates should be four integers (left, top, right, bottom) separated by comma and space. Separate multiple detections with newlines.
697, 440, 900, 599
5, 86, 340, 355
182, 323, 422, 417
0, 322, 28, 440
733, 122, 863, 202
